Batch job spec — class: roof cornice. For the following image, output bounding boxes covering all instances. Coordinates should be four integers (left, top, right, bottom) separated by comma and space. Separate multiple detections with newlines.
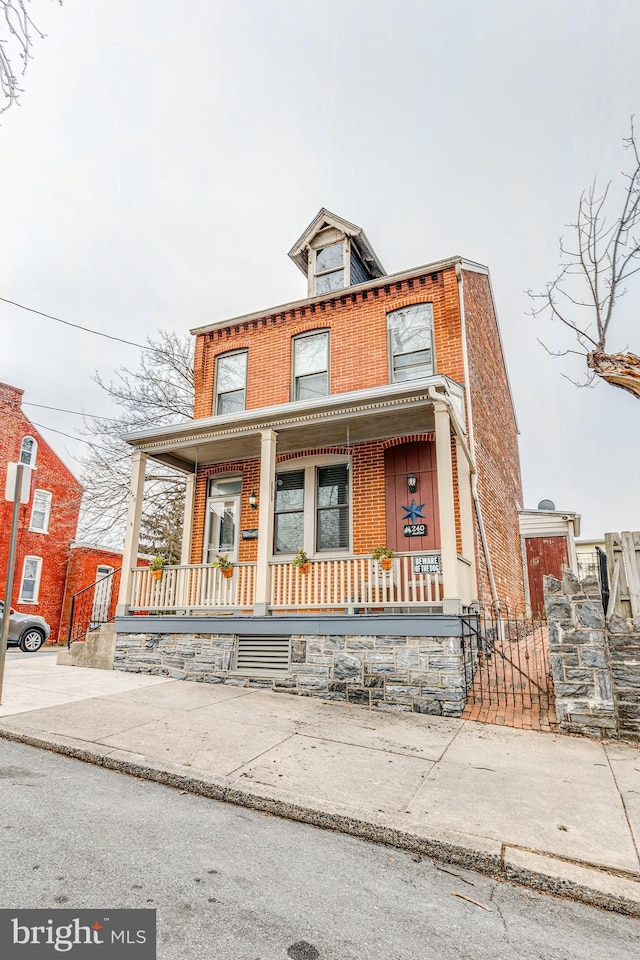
190, 256, 488, 336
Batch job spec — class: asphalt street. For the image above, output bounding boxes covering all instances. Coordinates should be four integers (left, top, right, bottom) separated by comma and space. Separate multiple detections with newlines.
1, 739, 639, 960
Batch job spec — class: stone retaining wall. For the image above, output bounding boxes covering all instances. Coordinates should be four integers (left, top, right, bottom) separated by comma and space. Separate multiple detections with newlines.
545, 571, 640, 740
114, 631, 467, 716
607, 615, 640, 741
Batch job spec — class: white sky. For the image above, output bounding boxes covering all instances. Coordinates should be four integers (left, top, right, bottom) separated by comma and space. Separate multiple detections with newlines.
1, 0, 639, 541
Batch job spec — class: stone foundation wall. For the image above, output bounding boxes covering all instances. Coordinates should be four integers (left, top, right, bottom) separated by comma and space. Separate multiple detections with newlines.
114, 631, 467, 716
544, 572, 616, 738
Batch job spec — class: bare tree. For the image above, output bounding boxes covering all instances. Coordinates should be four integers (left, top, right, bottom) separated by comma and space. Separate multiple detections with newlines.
530, 119, 640, 400
77, 330, 195, 560
0, 1, 62, 115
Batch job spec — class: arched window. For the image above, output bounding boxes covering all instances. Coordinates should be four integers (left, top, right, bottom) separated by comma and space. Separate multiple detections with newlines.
19, 436, 38, 467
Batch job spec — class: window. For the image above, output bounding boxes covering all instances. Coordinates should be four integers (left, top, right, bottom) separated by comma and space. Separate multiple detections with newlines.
29, 490, 52, 533
387, 303, 435, 382
292, 331, 329, 401
316, 464, 349, 550
274, 458, 351, 555
274, 470, 305, 554
19, 556, 42, 603
19, 436, 38, 467
215, 351, 247, 415
314, 242, 344, 294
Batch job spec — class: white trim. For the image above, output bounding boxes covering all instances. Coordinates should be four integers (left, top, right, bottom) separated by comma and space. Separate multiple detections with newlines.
124, 375, 463, 449
19, 435, 38, 468
29, 489, 52, 533
18, 555, 43, 603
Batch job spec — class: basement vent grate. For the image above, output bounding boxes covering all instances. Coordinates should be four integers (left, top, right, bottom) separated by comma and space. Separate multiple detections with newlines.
235, 635, 291, 676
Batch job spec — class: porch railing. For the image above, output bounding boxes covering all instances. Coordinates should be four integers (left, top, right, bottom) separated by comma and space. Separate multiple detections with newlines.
127, 552, 451, 614
269, 553, 443, 610
129, 562, 256, 612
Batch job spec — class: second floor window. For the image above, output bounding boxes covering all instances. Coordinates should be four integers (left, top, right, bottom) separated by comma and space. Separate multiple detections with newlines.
388, 303, 435, 382
20, 436, 38, 467
292, 331, 329, 402
215, 351, 247, 415
30, 490, 52, 533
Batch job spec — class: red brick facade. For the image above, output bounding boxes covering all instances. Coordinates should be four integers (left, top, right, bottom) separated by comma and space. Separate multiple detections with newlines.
0, 382, 139, 642
185, 252, 524, 610
0, 382, 83, 640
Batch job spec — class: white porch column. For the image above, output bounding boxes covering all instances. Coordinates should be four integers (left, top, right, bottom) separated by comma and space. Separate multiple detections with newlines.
180, 472, 196, 565
253, 429, 278, 616
116, 451, 147, 615
434, 402, 461, 614
456, 438, 476, 605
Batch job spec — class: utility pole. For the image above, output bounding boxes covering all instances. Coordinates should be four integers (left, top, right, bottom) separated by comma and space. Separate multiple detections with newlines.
0, 462, 30, 705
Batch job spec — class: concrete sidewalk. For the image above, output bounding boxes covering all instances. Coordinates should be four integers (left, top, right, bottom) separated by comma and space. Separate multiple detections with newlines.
1, 649, 639, 916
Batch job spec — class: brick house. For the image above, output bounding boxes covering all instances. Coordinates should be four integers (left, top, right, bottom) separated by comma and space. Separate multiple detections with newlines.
0, 381, 142, 644
113, 210, 524, 715
0, 381, 83, 640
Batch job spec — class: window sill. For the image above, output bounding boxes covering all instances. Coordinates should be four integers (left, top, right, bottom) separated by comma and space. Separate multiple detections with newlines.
28, 528, 49, 535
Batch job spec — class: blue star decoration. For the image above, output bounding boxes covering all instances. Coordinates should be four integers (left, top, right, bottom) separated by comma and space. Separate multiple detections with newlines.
401, 499, 425, 523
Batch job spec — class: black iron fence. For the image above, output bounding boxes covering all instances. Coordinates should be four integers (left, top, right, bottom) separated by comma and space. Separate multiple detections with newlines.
67, 568, 121, 648
461, 603, 555, 729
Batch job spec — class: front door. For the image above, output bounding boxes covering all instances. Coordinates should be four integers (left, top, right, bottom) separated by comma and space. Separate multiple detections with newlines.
204, 495, 240, 564
384, 441, 440, 552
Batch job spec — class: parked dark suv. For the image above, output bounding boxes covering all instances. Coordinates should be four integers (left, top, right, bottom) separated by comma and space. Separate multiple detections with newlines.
0, 601, 51, 651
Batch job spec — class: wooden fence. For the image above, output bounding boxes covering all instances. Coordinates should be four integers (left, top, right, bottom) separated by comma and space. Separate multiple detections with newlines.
605, 531, 640, 621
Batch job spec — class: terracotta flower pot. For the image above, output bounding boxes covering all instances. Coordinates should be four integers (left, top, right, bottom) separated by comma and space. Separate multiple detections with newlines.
152, 569, 163, 581
221, 567, 233, 579
380, 557, 393, 570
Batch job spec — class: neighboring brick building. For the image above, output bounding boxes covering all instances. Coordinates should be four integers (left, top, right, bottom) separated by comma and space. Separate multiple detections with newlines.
0, 381, 83, 640
111, 210, 526, 716
0, 382, 136, 644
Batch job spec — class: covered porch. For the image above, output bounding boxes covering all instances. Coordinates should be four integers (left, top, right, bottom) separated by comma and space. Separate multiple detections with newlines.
117, 376, 477, 619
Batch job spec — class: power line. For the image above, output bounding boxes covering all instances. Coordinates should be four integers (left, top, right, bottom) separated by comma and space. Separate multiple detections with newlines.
29, 421, 96, 446
23, 401, 120, 422
0, 296, 170, 355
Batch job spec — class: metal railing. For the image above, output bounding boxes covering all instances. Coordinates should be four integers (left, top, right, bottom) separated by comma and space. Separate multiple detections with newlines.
67, 567, 121, 647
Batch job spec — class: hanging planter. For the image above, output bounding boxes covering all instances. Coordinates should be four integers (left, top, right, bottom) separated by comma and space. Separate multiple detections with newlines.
213, 554, 234, 578
370, 545, 394, 570
292, 550, 310, 574
150, 557, 165, 581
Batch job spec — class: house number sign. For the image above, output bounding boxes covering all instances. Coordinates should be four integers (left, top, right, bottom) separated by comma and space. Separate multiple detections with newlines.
404, 523, 427, 537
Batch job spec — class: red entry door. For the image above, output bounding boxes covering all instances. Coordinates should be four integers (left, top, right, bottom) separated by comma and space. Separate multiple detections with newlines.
384, 442, 440, 553
525, 536, 569, 619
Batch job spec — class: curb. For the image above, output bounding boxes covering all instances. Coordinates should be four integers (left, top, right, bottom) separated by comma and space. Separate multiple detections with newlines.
1, 725, 639, 918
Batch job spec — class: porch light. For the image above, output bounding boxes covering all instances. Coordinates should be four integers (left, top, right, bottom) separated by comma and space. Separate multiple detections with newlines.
249, 491, 258, 509
407, 473, 418, 494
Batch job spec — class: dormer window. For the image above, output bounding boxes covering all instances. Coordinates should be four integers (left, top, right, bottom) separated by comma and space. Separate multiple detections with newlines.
20, 436, 37, 467
314, 242, 344, 294
289, 208, 386, 298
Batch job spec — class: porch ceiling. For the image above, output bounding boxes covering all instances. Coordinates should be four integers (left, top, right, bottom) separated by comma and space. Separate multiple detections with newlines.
124, 377, 459, 472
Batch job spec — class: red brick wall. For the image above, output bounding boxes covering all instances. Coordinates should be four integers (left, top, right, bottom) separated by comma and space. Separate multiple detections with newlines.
191, 436, 444, 563
57, 546, 130, 643
462, 271, 524, 610
0, 382, 83, 640
193, 269, 464, 417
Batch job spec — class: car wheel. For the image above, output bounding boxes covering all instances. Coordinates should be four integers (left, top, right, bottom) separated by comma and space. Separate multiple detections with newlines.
19, 629, 45, 652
